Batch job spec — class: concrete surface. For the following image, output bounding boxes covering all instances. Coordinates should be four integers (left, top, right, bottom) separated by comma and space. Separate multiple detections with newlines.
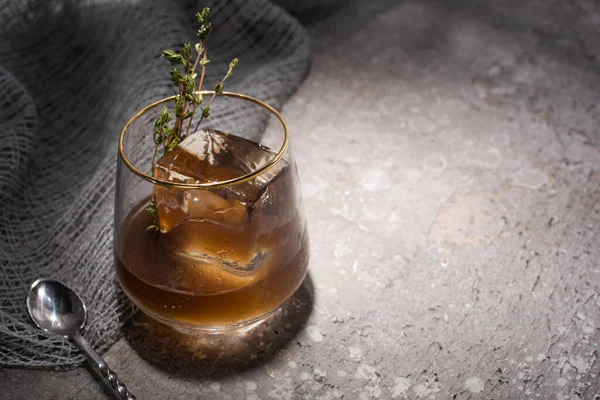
3, 0, 600, 398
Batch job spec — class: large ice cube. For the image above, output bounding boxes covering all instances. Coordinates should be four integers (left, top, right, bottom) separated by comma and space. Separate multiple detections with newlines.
153, 129, 277, 232
152, 129, 297, 271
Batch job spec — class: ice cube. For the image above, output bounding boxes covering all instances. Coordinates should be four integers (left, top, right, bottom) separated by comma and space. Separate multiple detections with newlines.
153, 129, 267, 232
153, 129, 298, 271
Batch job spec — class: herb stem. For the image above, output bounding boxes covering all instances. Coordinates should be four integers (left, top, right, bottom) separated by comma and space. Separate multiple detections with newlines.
184, 41, 208, 138
196, 72, 229, 127
151, 145, 158, 174
198, 43, 208, 92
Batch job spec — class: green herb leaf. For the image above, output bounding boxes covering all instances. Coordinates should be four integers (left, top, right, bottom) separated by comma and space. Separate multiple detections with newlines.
183, 60, 193, 74
170, 68, 183, 87
145, 202, 158, 216
194, 92, 203, 105
146, 224, 160, 232
182, 43, 192, 61
153, 128, 163, 144
160, 106, 172, 122
185, 74, 196, 92
199, 58, 210, 66
167, 135, 181, 151
226, 58, 238, 78
195, 43, 203, 54
196, 8, 210, 25
145, 199, 160, 230
215, 82, 223, 93
174, 94, 184, 116
162, 49, 182, 64
202, 106, 210, 118
197, 23, 212, 41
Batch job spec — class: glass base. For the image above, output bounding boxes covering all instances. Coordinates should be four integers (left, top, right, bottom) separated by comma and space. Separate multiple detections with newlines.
136, 304, 279, 335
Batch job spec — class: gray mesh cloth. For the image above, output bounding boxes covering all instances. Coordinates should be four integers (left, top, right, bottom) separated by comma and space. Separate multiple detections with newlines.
0, 0, 312, 368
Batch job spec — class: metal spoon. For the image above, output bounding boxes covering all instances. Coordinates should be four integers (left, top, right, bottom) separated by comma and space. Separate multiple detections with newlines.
27, 279, 136, 400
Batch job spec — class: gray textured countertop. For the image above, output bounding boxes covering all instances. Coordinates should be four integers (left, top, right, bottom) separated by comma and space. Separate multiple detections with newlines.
3, 0, 600, 399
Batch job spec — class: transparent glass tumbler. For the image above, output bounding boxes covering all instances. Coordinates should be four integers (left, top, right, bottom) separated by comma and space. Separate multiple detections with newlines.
114, 91, 309, 332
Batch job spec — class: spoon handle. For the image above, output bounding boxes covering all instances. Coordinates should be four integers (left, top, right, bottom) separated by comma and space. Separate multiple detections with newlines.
72, 332, 137, 400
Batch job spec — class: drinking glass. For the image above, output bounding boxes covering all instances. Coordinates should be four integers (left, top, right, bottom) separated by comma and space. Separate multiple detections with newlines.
114, 91, 308, 332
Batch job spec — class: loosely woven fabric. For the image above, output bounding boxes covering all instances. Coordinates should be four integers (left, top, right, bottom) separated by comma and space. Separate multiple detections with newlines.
0, 0, 310, 368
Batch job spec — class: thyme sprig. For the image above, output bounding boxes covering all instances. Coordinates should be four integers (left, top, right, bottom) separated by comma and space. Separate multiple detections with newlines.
147, 7, 239, 231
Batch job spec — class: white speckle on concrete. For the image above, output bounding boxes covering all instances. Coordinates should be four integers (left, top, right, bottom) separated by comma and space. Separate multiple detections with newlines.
266, 367, 275, 379
459, 147, 502, 169
567, 355, 587, 373
582, 323, 594, 334
245, 381, 257, 391
536, 353, 546, 362
557, 377, 567, 387
512, 168, 548, 190
300, 371, 311, 381
334, 244, 349, 259
288, 361, 297, 369
404, 168, 421, 181
314, 368, 327, 378
423, 154, 447, 173
302, 183, 319, 198
210, 382, 221, 392
413, 382, 441, 398
355, 364, 377, 380
349, 346, 363, 360
465, 377, 484, 393
306, 325, 323, 342
558, 326, 567, 334
361, 384, 382, 399
337, 370, 347, 377
246, 395, 259, 400
360, 169, 391, 191
526, 356, 533, 363
392, 377, 411, 397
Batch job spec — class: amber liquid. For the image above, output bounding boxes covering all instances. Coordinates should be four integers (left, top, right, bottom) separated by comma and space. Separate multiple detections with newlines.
115, 131, 308, 328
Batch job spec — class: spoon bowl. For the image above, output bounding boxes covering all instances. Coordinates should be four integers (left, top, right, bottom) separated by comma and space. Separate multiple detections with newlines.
27, 279, 86, 337
26, 278, 136, 399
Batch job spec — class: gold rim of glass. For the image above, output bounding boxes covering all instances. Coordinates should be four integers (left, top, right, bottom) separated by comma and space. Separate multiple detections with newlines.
118, 90, 290, 190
